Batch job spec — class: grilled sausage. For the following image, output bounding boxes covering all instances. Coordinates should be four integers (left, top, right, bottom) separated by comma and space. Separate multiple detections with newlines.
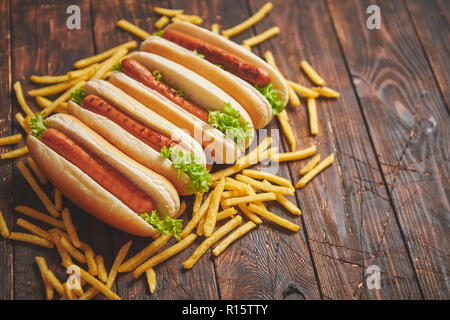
40, 128, 156, 214
162, 29, 271, 87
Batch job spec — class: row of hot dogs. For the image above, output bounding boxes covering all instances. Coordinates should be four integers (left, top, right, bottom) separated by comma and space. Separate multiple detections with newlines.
26, 21, 288, 237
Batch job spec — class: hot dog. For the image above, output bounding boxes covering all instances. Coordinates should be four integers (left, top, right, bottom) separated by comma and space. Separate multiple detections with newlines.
41, 128, 156, 214
67, 80, 211, 195
27, 113, 180, 238
121, 58, 209, 123
162, 29, 271, 87
140, 21, 289, 129
107, 52, 255, 164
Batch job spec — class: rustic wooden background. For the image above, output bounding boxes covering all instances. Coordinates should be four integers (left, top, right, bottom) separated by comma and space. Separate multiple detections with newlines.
0, 0, 448, 300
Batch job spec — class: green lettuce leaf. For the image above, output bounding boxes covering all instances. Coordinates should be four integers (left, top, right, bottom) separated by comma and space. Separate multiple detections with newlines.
208, 103, 253, 149
139, 210, 182, 241
152, 30, 165, 37
112, 62, 122, 72
152, 70, 163, 81
69, 87, 86, 105
160, 146, 211, 194
255, 83, 286, 115
29, 113, 47, 139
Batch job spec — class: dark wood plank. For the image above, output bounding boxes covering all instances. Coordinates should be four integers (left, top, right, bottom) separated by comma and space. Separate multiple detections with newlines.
328, 0, 450, 299
405, 0, 450, 108
90, 0, 219, 300
173, 0, 322, 300
249, 0, 423, 299
0, 0, 13, 300
9, 0, 107, 299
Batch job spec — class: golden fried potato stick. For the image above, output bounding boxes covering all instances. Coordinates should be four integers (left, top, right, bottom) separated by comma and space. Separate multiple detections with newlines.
301, 60, 325, 86
295, 153, 335, 188
0, 133, 22, 146
212, 221, 257, 256
222, 2, 273, 37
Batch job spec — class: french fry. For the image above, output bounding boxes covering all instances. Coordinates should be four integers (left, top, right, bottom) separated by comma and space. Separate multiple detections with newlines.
211, 23, 220, 34
1, 146, 28, 159
221, 190, 246, 199
172, 14, 203, 25
0, 209, 10, 239
286, 80, 319, 98
42, 80, 86, 118
54, 188, 62, 211
81, 240, 132, 300
16, 161, 60, 218
300, 60, 325, 86
9, 232, 54, 248
117, 19, 151, 40
91, 47, 128, 80
16, 218, 53, 242
14, 205, 65, 230
210, 166, 241, 182
0, 133, 22, 146
248, 204, 300, 232
312, 86, 340, 98
67, 63, 98, 79
27, 77, 81, 97
307, 98, 318, 135
73, 41, 137, 69
235, 174, 294, 195
216, 207, 237, 221
241, 44, 252, 51
236, 136, 272, 167
61, 208, 81, 248
95, 255, 108, 283
31, 74, 70, 84
183, 216, 242, 270
203, 178, 225, 237
146, 268, 156, 294
153, 7, 184, 17
262, 180, 301, 215
84, 247, 97, 276
63, 282, 77, 300
134, 234, 197, 278
118, 235, 170, 273
242, 169, 293, 188
26, 157, 48, 184
296, 153, 335, 188
154, 15, 169, 29
222, 192, 276, 207
35, 257, 54, 300
62, 261, 121, 300
270, 145, 316, 162
13, 81, 34, 117
212, 221, 256, 256
300, 154, 321, 175
180, 193, 212, 239
49, 229, 73, 264
61, 235, 86, 264
44, 269, 65, 297
15, 112, 30, 134
237, 204, 263, 224
196, 214, 207, 236
222, 2, 273, 37
35, 96, 68, 114
277, 110, 296, 151
242, 26, 280, 47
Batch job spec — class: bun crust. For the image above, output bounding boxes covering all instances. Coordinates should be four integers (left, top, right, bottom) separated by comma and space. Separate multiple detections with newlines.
140, 36, 274, 129
68, 101, 191, 195
108, 72, 242, 164
27, 135, 160, 238
84, 80, 206, 165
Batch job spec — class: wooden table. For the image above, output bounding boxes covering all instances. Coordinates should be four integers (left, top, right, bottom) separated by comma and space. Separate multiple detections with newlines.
0, 0, 448, 300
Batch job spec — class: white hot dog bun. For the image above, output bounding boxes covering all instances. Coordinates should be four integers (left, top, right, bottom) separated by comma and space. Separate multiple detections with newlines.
140, 21, 289, 128
68, 80, 210, 195
27, 114, 180, 238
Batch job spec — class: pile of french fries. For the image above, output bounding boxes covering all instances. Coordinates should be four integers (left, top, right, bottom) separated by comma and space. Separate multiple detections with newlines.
0, 2, 340, 300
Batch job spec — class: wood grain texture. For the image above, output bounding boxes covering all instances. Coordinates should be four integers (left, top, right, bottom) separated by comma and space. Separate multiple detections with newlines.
249, 0, 423, 300
404, 0, 450, 108
0, 0, 13, 300
175, 0, 322, 300
90, 0, 219, 300
328, 0, 450, 299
